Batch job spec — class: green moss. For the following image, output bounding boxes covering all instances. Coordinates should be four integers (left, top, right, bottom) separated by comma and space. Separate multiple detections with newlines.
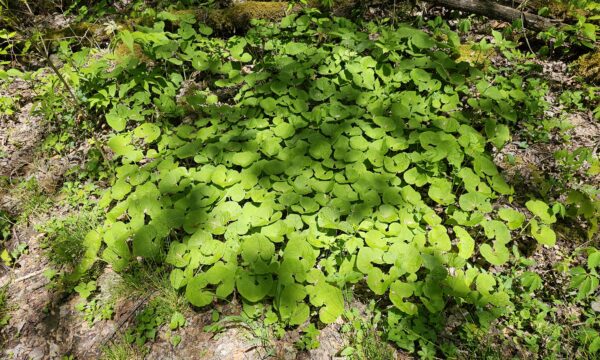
114, 42, 152, 65
574, 52, 600, 84
43, 3, 290, 41
528, 0, 590, 18
456, 44, 495, 68
45, 22, 110, 43
319, 0, 357, 17
201, 2, 290, 32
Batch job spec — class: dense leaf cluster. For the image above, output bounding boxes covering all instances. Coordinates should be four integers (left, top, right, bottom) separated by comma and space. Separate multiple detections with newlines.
72, 10, 561, 332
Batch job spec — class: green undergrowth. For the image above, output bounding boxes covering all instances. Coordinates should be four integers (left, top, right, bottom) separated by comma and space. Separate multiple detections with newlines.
117, 264, 188, 313
81, 10, 529, 320
341, 301, 395, 359
0, 285, 11, 329
7, 6, 600, 358
113, 265, 188, 351
7, 178, 51, 224
40, 209, 101, 268
0, 177, 49, 266
100, 338, 144, 360
0, 209, 14, 263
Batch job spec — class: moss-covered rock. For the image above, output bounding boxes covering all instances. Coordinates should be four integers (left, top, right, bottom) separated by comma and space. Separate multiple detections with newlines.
114, 42, 153, 66
44, 22, 111, 43
42, 2, 291, 43
574, 52, 600, 84
325, 0, 359, 18
199, 2, 291, 32
523, 0, 569, 17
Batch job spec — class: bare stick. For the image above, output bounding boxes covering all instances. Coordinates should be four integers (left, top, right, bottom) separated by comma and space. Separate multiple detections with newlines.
426, 0, 563, 31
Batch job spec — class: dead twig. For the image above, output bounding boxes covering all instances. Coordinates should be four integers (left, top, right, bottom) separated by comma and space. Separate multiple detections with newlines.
4, 268, 45, 286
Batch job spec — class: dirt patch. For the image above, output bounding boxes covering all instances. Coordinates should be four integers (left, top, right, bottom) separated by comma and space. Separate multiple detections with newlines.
146, 305, 348, 359
0, 75, 43, 175
0, 102, 47, 179
299, 322, 346, 360
0, 232, 351, 360
528, 240, 574, 296
568, 112, 600, 151
0, 225, 116, 359
147, 320, 261, 360
494, 110, 600, 191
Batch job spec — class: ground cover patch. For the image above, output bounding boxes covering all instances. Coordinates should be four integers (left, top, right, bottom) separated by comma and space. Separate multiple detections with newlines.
66, 11, 571, 343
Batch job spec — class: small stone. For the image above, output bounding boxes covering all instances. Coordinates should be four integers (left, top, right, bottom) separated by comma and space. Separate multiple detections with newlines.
29, 346, 45, 360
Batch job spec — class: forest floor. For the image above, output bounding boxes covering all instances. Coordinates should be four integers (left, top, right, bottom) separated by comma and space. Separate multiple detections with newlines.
0, 66, 352, 360
0, 2, 599, 360
0, 53, 596, 360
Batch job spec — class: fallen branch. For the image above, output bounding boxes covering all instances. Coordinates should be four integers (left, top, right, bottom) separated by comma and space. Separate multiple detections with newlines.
13, 269, 45, 283
0, 268, 45, 288
426, 0, 565, 31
